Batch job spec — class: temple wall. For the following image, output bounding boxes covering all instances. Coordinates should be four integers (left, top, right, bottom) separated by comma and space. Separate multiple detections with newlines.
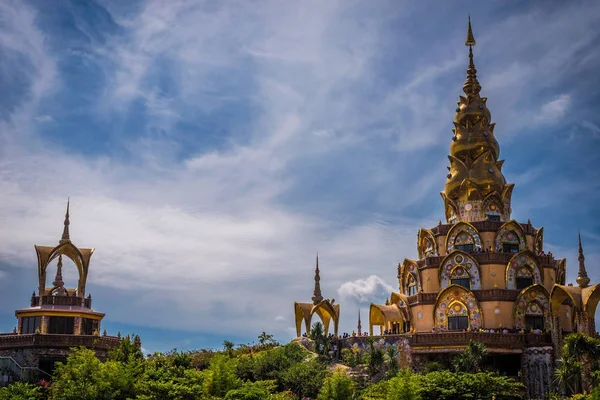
479, 264, 506, 289
559, 304, 573, 332
436, 235, 447, 256
480, 232, 495, 252
421, 269, 439, 292
542, 268, 556, 293
411, 304, 434, 332
522, 347, 553, 400
480, 301, 514, 329
526, 235, 534, 252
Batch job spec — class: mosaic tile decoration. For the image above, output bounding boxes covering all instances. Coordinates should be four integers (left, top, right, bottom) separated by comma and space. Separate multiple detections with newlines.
514, 286, 550, 330
434, 286, 482, 331
440, 252, 481, 290
494, 222, 526, 252
446, 223, 482, 253
506, 253, 541, 289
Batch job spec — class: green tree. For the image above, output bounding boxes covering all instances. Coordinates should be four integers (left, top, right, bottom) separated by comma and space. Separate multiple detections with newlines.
452, 340, 488, 373
317, 368, 355, 400
386, 369, 421, 400
562, 333, 600, 394
51, 347, 118, 400
204, 353, 241, 397
366, 338, 384, 376
279, 359, 328, 399
258, 332, 277, 347
0, 382, 41, 400
224, 340, 236, 357
384, 346, 399, 378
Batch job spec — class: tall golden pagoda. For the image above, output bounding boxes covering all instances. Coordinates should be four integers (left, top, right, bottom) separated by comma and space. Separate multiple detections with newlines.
319, 18, 599, 400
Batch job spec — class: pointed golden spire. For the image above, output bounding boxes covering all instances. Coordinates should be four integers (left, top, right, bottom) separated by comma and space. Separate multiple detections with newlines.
357, 308, 362, 334
59, 198, 71, 244
463, 16, 481, 97
576, 230, 590, 288
53, 255, 67, 296
311, 253, 323, 304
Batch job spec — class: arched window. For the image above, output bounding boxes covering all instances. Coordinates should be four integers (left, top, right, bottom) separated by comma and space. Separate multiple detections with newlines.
450, 266, 471, 290
447, 302, 469, 331
446, 223, 482, 253
485, 201, 502, 222
516, 267, 534, 290
502, 231, 520, 253
454, 232, 475, 253
525, 301, 544, 331
424, 238, 436, 257
407, 274, 417, 296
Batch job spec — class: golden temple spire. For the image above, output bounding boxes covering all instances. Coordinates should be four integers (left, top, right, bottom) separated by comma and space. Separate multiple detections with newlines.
53, 255, 67, 296
357, 308, 362, 334
311, 253, 323, 304
59, 198, 71, 244
576, 230, 590, 288
463, 16, 481, 97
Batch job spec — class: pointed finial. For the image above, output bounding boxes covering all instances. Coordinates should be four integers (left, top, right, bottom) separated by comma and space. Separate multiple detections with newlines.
357, 308, 362, 334
311, 253, 323, 304
576, 230, 590, 288
465, 15, 476, 47
60, 198, 71, 244
463, 16, 481, 97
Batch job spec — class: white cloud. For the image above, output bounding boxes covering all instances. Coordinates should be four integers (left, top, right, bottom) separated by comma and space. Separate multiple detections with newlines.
338, 275, 395, 305
537, 94, 571, 124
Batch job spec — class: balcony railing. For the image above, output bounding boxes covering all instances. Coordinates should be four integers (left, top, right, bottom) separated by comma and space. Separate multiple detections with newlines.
339, 332, 552, 350
30, 295, 92, 308
0, 334, 120, 351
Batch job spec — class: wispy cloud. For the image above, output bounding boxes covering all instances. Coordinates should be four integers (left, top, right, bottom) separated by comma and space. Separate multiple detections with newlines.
0, 0, 599, 347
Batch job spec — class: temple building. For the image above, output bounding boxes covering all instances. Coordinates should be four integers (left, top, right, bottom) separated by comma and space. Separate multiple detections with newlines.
0, 201, 120, 384
294, 18, 599, 400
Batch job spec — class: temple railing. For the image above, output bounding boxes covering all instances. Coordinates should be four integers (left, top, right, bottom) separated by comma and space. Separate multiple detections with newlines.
0, 334, 120, 350
30, 295, 92, 308
339, 332, 552, 349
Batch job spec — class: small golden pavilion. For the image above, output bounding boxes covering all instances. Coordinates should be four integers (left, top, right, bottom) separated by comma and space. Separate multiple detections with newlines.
0, 201, 120, 380
293, 18, 598, 400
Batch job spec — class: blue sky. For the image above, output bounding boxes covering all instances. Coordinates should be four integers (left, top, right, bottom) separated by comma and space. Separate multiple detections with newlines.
0, 0, 599, 353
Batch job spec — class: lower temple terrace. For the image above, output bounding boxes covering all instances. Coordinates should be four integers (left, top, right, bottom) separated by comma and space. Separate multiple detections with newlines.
293, 18, 599, 400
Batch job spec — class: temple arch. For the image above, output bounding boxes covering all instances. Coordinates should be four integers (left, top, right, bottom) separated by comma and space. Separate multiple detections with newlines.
445, 222, 482, 253
417, 229, 438, 258
439, 251, 481, 290
434, 285, 483, 331
293, 299, 340, 338
583, 284, 600, 315
494, 220, 526, 253
514, 284, 550, 331
369, 303, 409, 335
400, 259, 422, 296
506, 251, 542, 290
482, 193, 503, 221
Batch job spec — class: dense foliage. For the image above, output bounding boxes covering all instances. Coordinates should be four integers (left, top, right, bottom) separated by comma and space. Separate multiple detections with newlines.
1, 330, 599, 399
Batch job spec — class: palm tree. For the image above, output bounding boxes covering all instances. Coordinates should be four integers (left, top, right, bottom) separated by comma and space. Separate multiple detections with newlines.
562, 333, 600, 393
222, 340, 234, 357
453, 340, 488, 373
554, 356, 581, 395
310, 322, 326, 354
385, 346, 399, 377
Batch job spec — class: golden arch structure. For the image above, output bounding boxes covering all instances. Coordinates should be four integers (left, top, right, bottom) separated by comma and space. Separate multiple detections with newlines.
294, 300, 340, 338
369, 303, 409, 336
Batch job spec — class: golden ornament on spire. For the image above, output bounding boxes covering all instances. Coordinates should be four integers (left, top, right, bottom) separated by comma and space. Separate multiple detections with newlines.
441, 17, 514, 223
60, 198, 71, 244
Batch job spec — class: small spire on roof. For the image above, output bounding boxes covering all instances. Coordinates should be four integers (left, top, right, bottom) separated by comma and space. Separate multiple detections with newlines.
312, 253, 323, 304
53, 255, 67, 296
60, 198, 71, 244
576, 230, 590, 288
357, 308, 362, 334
